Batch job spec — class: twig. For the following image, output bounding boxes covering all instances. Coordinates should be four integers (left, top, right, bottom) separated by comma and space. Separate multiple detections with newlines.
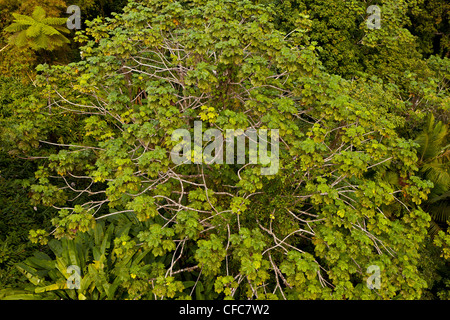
0, 44, 9, 53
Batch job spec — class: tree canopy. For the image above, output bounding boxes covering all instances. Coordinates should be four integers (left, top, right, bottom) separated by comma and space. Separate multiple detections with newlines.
0, 0, 449, 300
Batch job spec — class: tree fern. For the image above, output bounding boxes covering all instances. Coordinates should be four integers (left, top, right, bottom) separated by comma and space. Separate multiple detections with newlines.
4, 6, 70, 51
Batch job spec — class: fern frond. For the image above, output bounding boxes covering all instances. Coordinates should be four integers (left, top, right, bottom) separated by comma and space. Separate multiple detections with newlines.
9, 31, 28, 47
5, 6, 71, 51
53, 25, 71, 34
30, 33, 50, 50
25, 24, 42, 38
42, 17, 69, 26
40, 25, 60, 36
3, 22, 29, 33
11, 13, 35, 25
52, 34, 70, 44
31, 6, 47, 22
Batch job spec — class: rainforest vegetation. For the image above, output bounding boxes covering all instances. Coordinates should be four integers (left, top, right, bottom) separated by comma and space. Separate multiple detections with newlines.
0, 0, 449, 300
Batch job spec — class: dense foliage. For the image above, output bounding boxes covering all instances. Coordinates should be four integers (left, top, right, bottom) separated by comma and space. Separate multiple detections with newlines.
0, 0, 448, 300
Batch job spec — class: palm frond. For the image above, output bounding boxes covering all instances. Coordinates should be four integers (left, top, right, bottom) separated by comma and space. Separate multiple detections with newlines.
421, 162, 450, 191
414, 114, 449, 161
427, 200, 450, 223
416, 114, 450, 237
429, 190, 450, 204
428, 220, 442, 237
